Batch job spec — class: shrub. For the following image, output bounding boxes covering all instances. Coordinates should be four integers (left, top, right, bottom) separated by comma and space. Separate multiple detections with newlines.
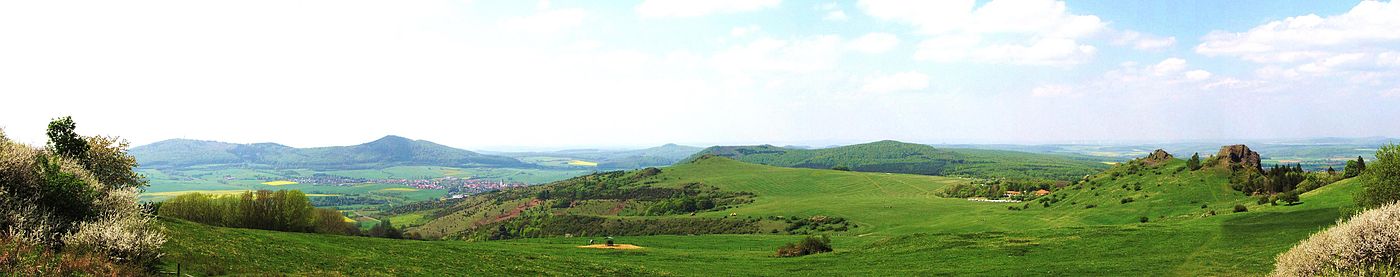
1121, 197, 1135, 204
1234, 204, 1249, 213
0, 119, 162, 271
775, 235, 833, 257
1279, 191, 1301, 205
1138, 216, 1149, 223
1272, 202, 1400, 276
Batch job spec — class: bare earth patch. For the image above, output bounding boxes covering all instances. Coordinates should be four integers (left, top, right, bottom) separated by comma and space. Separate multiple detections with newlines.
577, 244, 643, 250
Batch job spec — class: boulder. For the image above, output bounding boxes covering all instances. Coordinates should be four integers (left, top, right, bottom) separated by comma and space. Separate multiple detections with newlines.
1213, 144, 1262, 171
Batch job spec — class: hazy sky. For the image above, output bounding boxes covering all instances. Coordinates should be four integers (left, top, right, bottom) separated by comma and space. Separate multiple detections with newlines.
3, 0, 1399, 150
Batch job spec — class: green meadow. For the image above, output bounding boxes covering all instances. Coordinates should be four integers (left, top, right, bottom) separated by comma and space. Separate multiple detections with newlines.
161, 157, 1363, 276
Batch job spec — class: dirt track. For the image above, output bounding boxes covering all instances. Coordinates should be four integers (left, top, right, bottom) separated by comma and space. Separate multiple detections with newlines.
577, 244, 643, 250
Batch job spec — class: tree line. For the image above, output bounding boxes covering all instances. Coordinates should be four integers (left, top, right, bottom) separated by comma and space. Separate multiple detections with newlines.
158, 190, 360, 235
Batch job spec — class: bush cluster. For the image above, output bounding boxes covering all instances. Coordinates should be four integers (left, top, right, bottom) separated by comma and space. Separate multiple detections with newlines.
775, 235, 833, 257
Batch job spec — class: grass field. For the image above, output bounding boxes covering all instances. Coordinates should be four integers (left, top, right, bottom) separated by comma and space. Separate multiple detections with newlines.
567, 160, 599, 166
160, 157, 1367, 275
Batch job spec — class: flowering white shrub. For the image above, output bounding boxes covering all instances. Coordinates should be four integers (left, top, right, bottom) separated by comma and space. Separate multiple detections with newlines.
1273, 202, 1400, 276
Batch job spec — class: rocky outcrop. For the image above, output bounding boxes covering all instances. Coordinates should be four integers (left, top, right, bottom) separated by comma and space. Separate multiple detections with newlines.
1213, 144, 1262, 171
1142, 149, 1174, 165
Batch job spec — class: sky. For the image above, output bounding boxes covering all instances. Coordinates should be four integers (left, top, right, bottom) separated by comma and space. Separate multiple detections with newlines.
2, 0, 1399, 151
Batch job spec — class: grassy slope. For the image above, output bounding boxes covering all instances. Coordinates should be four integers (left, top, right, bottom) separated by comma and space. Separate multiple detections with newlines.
689, 140, 1108, 181
162, 157, 1365, 276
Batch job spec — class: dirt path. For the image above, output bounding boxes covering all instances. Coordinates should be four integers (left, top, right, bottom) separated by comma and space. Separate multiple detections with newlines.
577, 244, 643, 250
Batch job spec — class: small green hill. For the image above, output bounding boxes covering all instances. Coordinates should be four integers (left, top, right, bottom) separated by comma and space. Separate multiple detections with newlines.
132, 135, 528, 169
687, 140, 1108, 181
1040, 157, 1251, 225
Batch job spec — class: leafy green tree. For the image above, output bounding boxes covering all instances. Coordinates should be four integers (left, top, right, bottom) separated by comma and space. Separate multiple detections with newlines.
1344, 156, 1368, 178
1358, 144, 1400, 209
46, 116, 87, 159
1187, 153, 1202, 170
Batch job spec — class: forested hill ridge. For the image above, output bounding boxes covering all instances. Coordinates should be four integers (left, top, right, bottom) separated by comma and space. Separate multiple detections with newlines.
131, 135, 529, 169
687, 140, 1108, 182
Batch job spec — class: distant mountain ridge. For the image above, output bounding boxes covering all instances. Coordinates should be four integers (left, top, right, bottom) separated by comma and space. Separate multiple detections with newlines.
492, 143, 704, 170
132, 135, 529, 169
687, 140, 1108, 181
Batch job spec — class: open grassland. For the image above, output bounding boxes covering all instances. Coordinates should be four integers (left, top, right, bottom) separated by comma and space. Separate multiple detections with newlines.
163, 178, 1357, 276
161, 157, 1365, 276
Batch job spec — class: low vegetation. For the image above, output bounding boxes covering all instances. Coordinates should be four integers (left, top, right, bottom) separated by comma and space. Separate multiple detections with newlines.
775, 235, 833, 257
0, 117, 164, 272
1273, 201, 1400, 276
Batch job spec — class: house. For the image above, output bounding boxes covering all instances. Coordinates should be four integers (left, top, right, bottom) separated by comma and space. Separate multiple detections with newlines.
1004, 191, 1022, 198
1034, 189, 1051, 196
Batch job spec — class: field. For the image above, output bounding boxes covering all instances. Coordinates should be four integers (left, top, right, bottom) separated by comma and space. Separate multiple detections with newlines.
161, 157, 1366, 275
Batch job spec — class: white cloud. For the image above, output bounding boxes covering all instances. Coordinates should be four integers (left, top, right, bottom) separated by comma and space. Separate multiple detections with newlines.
1185, 70, 1213, 81
848, 32, 899, 54
711, 35, 844, 74
1150, 58, 1187, 76
730, 25, 761, 37
860, 0, 1104, 65
1114, 30, 1176, 51
1106, 58, 1212, 84
857, 0, 976, 34
636, 0, 781, 18
1030, 85, 1076, 97
816, 2, 848, 21
915, 36, 1096, 65
825, 10, 849, 21
499, 8, 587, 33
1197, 1, 1400, 65
862, 71, 930, 93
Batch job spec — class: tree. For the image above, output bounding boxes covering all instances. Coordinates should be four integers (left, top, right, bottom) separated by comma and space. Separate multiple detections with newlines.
1345, 156, 1368, 178
1279, 190, 1301, 205
1187, 153, 1202, 171
1358, 144, 1400, 209
79, 136, 147, 191
46, 116, 88, 159
831, 165, 851, 171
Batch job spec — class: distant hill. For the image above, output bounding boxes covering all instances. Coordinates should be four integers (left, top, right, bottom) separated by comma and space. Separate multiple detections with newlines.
494, 143, 703, 170
686, 140, 1108, 181
132, 135, 529, 169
